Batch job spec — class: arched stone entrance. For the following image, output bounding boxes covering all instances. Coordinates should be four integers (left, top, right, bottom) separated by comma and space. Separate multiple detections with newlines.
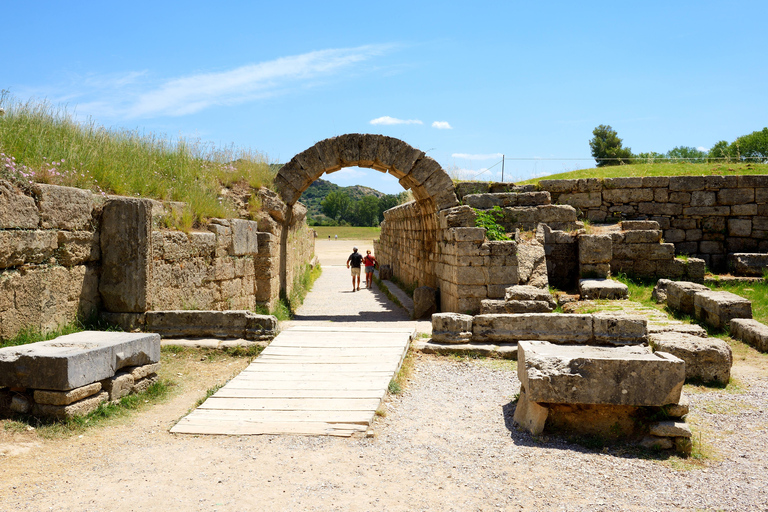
276, 134, 460, 290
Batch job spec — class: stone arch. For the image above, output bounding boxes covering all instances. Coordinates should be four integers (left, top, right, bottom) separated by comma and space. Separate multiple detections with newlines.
274, 134, 459, 213
275, 134, 458, 290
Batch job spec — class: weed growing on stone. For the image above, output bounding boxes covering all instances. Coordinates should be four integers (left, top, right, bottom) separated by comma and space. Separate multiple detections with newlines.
474, 206, 510, 241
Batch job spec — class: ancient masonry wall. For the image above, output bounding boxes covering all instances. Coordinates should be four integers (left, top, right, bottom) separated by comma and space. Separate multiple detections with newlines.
0, 181, 100, 338
540, 175, 768, 270
0, 180, 315, 340
374, 200, 438, 289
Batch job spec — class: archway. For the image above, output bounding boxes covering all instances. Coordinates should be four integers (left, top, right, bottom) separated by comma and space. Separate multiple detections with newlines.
276, 134, 459, 290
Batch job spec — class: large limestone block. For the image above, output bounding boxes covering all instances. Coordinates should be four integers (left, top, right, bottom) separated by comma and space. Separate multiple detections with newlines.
517, 241, 548, 288
33, 382, 102, 406
431, 313, 473, 344
650, 331, 732, 384
473, 314, 592, 344
517, 340, 685, 406
0, 230, 58, 268
33, 391, 108, 419
144, 310, 277, 340
99, 197, 153, 313
665, 281, 710, 315
480, 299, 553, 314
592, 312, 647, 345
0, 331, 160, 390
579, 278, 628, 300
694, 290, 752, 329
0, 180, 39, 228
578, 234, 612, 264
56, 231, 99, 266
230, 219, 259, 255
413, 286, 437, 319
728, 253, 768, 276
32, 183, 93, 230
504, 285, 556, 307
730, 318, 768, 352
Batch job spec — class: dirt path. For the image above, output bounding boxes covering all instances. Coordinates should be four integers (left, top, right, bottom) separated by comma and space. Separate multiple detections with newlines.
2, 241, 768, 510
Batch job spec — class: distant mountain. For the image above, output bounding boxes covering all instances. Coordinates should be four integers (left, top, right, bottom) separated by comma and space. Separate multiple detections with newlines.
300, 178, 386, 219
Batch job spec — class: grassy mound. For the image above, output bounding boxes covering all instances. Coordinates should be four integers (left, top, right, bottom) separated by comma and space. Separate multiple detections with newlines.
0, 92, 275, 226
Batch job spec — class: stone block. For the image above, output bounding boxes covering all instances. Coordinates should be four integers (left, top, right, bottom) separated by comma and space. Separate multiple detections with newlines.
649, 420, 692, 438
650, 331, 732, 384
728, 219, 752, 237
727, 253, 768, 276
454, 182, 489, 198
0, 180, 39, 228
652, 278, 672, 303
99, 197, 153, 313
580, 263, 611, 278
33, 391, 108, 419
130, 362, 162, 380
666, 281, 710, 315
0, 331, 160, 390
694, 290, 752, 329
578, 234, 612, 264
623, 230, 662, 244
730, 318, 768, 352
230, 219, 259, 255
472, 313, 592, 344
684, 258, 706, 282
513, 387, 549, 435
669, 176, 706, 191
666, 393, 690, 418
34, 382, 102, 406
413, 286, 437, 319
32, 183, 93, 230
145, 310, 277, 340
517, 340, 685, 406
558, 191, 602, 209
0, 230, 58, 268
480, 299, 553, 314
604, 177, 643, 189
621, 220, 661, 230
132, 374, 159, 394
690, 190, 716, 207
579, 279, 628, 300
592, 312, 647, 345
56, 230, 99, 266
504, 285, 556, 306
718, 188, 754, 205
517, 241, 548, 288
640, 436, 674, 450
431, 313, 473, 344
101, 372, 135, 401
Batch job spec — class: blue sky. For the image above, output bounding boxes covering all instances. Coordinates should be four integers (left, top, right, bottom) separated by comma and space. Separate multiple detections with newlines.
3, 1, 767, 194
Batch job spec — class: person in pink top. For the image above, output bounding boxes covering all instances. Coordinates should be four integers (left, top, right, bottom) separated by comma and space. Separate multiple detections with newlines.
362, 250, 377, 289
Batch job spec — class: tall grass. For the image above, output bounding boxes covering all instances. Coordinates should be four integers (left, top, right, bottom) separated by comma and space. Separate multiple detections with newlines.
0, 91, 275, 225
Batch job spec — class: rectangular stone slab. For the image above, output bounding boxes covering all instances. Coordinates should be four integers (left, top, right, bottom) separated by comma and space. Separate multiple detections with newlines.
517, 340, 684, 406
0, 331, 160, 390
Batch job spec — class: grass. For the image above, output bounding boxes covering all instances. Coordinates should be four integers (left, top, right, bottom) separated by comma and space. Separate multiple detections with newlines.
0, 315, 119, 349
254, 263, 322, 320
314, 226, 381, 240
517, 161, 768, 185
705, 280, 768, 326
0, 91, 274, 228
388, 346, 416, 395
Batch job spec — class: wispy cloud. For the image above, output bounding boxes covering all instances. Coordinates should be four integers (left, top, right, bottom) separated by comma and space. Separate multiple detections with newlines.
42, 45, 394, 120
451, 152, 503, 160
697, 146, 708, 152
370, 116, 423, 126
432, 121, 452, 129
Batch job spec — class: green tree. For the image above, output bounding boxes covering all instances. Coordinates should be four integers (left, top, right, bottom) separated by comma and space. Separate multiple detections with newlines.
589, 125, 633, 167
708, 140, 736, 162
735, 127, 768, 163
666, 146, 708, 163
377, 194, 400, 219
350, 195, 381, 226
321, 190, 351, 222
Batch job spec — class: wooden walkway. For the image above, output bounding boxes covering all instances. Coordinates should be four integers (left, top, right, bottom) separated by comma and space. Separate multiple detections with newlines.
171, 325, 414, 436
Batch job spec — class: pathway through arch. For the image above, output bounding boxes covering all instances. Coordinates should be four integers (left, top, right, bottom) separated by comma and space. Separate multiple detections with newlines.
171, 245, 420, 436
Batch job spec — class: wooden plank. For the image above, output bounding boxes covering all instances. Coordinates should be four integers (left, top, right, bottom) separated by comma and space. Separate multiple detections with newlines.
199, 397, 382, 411
284, 326, 415, 333
260, 347, 405, 356
242, 363, 396, 372
171, 420, 367, 436
180, 408, 374, 424
212, 388, 384, 399
221, 380, 387, 390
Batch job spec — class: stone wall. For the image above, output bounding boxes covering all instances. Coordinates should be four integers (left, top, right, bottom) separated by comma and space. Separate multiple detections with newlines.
0, 181, 100, 338
0, 180, 315, 340
540, 175, 768, 270
374, 200, 438, 289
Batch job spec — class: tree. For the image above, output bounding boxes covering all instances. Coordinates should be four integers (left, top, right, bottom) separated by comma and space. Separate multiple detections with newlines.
589, 125, 633, 167
377, 194, 400, 219
708, 140, 736, 162
350, 195, 381, 226
735, 127, 768, 163
666, 146, 708, 163
321, 190, 351, 222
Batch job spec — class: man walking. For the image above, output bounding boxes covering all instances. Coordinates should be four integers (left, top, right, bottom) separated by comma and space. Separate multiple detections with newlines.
346, 246, 363, 291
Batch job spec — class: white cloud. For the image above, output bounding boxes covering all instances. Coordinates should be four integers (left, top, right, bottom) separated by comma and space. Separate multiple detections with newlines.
451, 153, 503, 160
697, 146, 708, 152
42, 45, 394, 120
370, 116, 423, 126
432, 121, 452, 129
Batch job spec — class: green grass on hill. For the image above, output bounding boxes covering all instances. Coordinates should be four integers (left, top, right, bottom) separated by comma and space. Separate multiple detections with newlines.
314, 226, 381, 240
518, 162, 768, 185
0, 92, 274, 227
